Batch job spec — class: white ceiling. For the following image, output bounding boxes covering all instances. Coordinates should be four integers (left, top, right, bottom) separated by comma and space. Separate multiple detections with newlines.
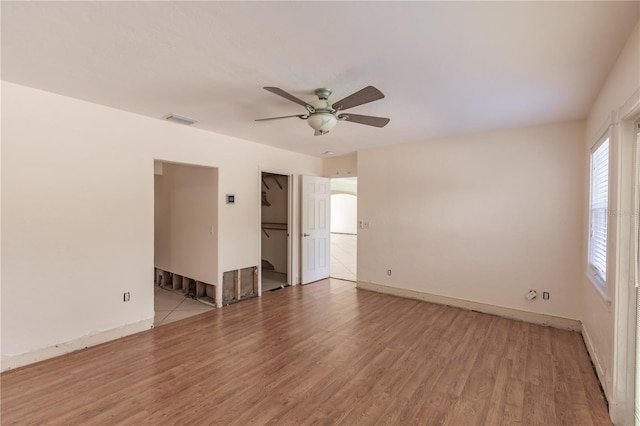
2, 2, 638, 157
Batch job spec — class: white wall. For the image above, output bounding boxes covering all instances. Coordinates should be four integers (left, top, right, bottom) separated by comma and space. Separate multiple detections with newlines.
581, 19, 639, 413
1, 82, 322, 369
154, 162, 218, 284
323, 152, 357, 177
587, 20, 640, 140
358, 121, 586, 321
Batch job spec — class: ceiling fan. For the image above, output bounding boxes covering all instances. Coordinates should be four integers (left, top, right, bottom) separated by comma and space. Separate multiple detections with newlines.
256, 86, 390, 136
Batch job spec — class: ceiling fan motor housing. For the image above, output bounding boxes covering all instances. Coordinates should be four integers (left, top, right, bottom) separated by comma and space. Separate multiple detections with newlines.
314, 88, 332, 100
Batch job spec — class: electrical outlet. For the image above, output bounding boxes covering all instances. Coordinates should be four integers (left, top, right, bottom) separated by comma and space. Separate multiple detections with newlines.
543, 291, 550, 300
359, 220, 371, 229
123, 292, 130, 302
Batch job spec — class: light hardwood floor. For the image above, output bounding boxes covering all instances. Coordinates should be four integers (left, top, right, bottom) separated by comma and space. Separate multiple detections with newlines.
1, 279, 610, 425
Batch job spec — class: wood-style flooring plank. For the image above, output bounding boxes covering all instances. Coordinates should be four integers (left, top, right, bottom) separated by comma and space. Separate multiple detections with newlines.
523, 325, 558, 425
0, 279, 611, 425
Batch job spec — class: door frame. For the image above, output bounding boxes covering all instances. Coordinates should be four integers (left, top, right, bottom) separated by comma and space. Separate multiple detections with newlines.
258, 169, 293, 295
610, 94, 639, 425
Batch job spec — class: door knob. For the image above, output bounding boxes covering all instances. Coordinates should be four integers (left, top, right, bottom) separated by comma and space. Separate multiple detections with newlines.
303, 233, 310, 237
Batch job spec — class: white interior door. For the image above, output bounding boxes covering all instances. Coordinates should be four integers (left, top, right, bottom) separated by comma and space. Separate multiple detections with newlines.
301, 175, 330, 284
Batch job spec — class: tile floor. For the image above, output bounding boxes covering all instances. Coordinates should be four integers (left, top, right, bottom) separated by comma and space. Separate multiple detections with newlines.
330, 233, 357, 282
154, 285, 214, 327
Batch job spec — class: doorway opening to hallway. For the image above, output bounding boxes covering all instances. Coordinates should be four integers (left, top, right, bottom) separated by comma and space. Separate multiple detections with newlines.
330, 177, 357, 282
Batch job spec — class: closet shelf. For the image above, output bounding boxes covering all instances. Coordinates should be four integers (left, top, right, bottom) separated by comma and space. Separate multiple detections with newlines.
261, 222, 287, 230
261, 222, 287, 238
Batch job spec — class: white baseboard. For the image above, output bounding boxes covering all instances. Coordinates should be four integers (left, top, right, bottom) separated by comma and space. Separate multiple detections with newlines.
356, 281, 581, 331
0, 318, 154, 372
581, 324, 610, 398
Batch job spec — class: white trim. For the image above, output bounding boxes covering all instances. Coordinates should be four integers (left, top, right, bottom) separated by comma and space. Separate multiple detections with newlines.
591, 112, 615, 149
589, 111, 617, 152
0, 318, 153, 372
582, 323, 609, 397
586, 270, 613, 304
287, 174, 294, 286
591, 130, 610, 153
356, 281, 581, 331
619, 87, 640, 121
608, 105, 640, 426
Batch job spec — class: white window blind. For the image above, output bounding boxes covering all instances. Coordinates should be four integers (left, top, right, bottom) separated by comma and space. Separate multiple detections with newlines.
588, 137, 609, 288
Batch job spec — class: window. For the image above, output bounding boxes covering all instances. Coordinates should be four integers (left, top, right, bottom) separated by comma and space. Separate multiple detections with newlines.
588, 136, 609, 291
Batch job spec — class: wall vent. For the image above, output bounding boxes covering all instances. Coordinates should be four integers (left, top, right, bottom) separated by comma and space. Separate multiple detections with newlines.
163, 114, 198, 125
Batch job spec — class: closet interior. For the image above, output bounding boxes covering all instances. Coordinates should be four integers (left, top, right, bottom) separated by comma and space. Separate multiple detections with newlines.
261, 172, 289, 291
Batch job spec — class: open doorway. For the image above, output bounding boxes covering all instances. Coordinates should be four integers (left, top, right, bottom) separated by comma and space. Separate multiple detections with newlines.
153, 161, 218, 326
261, 172, 290, 292
330, 177, 357, 282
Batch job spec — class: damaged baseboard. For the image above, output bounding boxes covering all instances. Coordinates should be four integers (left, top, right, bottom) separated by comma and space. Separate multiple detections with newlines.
356, 281, 581, 331
1, 318, 153, 372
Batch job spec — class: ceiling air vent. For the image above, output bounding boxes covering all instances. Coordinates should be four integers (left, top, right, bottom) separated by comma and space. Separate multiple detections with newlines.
163, 114, 198, 126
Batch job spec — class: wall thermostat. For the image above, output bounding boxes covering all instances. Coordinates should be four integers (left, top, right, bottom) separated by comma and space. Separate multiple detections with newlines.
226, 194, 235, 204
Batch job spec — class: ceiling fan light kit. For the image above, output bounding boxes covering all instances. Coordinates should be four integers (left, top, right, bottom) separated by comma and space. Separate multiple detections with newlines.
307, 112, 337, 135
256, 86, 389, 136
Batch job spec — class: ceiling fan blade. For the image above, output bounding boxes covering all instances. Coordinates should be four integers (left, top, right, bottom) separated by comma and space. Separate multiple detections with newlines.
338, 113, 390, 128
255, 114, 308, 122
332, 86, 385, 111
263, 87, 313, 110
